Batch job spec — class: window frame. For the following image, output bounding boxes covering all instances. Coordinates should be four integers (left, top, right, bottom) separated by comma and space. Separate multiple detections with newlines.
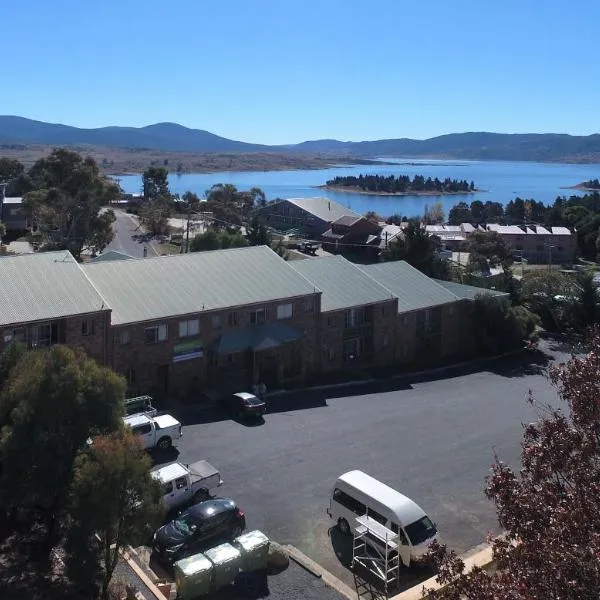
144, 324, 168, 345
119, 330, 131, 345
81, 318, 94, 336
212, 314, 222, 329
249, 308, 266, 325
276, 303, 293, 320
179, 319, 200, 338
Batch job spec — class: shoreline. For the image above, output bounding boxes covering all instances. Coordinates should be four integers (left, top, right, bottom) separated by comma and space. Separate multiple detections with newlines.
315, 184, 482, 197
561, 184, 600, 192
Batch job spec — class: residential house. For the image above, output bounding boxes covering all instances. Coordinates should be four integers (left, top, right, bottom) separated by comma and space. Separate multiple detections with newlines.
0, 251, 111, 365
425, 223, 576, 264
360, 261, 464, 366
321, 215, 381, 259
291, 256, 397, 372
82, 245, 321, 398
254, 197, 361, 237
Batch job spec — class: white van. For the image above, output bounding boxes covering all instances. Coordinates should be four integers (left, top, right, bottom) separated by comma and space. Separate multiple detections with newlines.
327, 470, 438, 567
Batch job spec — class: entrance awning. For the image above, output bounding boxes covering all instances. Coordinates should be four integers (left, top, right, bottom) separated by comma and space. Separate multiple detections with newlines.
212, 323, 301, 355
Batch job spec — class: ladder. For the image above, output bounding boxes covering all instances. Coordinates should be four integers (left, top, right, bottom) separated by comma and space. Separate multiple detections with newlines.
352, 515, 400, 598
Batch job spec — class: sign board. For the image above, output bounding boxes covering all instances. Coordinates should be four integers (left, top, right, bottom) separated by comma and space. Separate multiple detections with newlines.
173, 339, 204, 363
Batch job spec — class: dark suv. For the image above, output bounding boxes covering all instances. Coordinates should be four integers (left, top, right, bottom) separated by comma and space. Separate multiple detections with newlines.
152, 498, 246, 564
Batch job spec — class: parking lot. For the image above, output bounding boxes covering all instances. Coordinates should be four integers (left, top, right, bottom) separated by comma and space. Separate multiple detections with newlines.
154, 340, 566, 590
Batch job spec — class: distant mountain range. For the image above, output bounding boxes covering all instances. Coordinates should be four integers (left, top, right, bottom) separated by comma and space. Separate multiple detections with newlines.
1, 116, 600, 163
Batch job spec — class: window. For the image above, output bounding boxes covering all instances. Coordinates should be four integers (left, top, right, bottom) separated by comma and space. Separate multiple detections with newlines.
179, 319, 200, 338
229, 311, 239, 326
163, 482, 173, 494
343, 338, 361, 361
250, 308, 266, 325
344, 307, 365, 329
175, 477, 187, 490
277, 303, 293, 320
31, 323, 57, 348
119, 330, 131, 345
332, 488, 366, 516
212, 315, 222, 329
327, 315, 336, 328
328, 348, 335, 361
304, 297, 315, 313
367, 508, 387, 525
381, 305, 387, 317
144, 324, 168, 344
404, 516, 437, 546
403, 315, 409, 326
81, 318, 94, 336
382, 336, 389, 347
132, 423, 152, 436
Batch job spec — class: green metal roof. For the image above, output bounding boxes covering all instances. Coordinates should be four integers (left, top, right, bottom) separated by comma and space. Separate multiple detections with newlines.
434, 279, 509, 301
291, 255, 394, 312
360, 261, 459, 313
82, 245, 318, 325
0, 251, 108, 326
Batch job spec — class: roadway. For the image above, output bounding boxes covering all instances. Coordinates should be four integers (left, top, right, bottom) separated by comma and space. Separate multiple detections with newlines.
104, 209, 157, 258
162, 340, 569, 589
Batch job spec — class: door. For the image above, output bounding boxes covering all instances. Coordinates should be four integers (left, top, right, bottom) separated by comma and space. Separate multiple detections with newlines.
390, 522, 412, 567
157, 364, 169, 396
174, 475, 191, 504
132, 423, 154, 448
163, 481, 177, 508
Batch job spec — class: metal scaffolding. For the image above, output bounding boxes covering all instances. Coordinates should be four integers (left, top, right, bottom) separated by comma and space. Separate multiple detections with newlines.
352, 515, 400, 598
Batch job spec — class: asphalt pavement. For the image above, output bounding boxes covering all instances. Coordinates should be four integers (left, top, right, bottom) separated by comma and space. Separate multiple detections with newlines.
159, 338, 571, 591
105, 209, 157, 258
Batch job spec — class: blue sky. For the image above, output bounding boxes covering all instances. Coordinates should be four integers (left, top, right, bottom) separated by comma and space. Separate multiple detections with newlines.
3, 0, 599, 144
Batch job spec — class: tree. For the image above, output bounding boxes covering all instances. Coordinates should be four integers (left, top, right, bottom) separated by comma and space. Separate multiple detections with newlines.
246, 216, 271, 246
364, 210, 382, 224
189, 229, 248, 252
205, 184, 266, 227
448, 202, 472, 225
66, 429, 163, 600
423, 202, 445, 225
470, 296, 539, 355
21, 149, 119, 259
576, 270, 599, 327
0, 221, 5, 245
139, 198, 170, 235
0, 157, 24, 183
466, 230, 513, 273
142, 166, 170, 201
383, 219, 448, 277
427, 330, 600, 600
0, 341, 26, 387
0, 345, 125, 551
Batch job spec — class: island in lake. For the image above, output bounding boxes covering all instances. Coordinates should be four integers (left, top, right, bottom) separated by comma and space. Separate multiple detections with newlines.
563, 178, 600, 192
319, 174, 478, 196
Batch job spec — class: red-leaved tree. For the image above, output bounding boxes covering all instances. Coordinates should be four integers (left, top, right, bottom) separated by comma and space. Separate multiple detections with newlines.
427, 331, 600, 600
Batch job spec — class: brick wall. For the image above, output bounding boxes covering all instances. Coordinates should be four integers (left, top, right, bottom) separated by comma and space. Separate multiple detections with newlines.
109, 293, 321, 399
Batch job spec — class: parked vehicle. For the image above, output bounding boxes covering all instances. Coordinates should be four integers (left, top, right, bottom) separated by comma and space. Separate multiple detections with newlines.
123, 413, 182, 450
296, 241, 319, 255
124, 394, 157, 417
152, 498, 246, 564
221, 392, 266, 419
152, 460, 223, 509
327, 470, 437, 567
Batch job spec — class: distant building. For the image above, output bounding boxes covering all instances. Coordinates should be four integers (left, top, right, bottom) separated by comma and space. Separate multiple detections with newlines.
0, 195, 28, 231
254, 197, 361, 237
321, 215, 381, 258
425, 223, 576, 264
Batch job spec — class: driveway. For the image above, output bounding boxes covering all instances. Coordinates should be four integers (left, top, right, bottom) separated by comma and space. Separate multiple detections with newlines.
163, 340, 569, 590
105, 209, 157, 258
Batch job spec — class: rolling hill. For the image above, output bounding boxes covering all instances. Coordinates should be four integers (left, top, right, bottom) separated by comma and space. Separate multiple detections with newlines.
1, 116, 600, 162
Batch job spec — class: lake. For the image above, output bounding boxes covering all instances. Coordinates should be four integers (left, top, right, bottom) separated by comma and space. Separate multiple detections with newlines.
115, 158, 600, 218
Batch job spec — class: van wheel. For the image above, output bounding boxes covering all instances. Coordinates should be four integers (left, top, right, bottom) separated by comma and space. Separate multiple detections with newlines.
157, 437, 172, 450
338, 518, 350, 535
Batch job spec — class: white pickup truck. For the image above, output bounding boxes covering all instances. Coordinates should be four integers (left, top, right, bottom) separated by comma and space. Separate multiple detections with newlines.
152, 460, 223, 509
123, 413, 182, 450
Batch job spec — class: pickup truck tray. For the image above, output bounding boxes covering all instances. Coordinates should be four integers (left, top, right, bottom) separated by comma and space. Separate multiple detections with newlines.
188, 460, 220, 480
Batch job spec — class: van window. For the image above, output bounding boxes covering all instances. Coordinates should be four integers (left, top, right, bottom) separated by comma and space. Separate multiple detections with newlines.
333, 488, 366, 516
175, 477, 187, 490
367, 508, 387, 525
390, 522, 409, 545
